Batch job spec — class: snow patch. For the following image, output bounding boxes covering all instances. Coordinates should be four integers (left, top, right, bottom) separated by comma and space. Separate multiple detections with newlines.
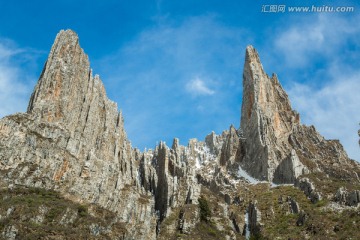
237, 166, 261, 184
245, 211, 250, 239
195, 157, 201, 169
270, 183, 293, 188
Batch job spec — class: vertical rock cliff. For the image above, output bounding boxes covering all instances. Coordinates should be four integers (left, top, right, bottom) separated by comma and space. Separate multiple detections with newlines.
239, 46, 359, 185
240, 46, 304, 183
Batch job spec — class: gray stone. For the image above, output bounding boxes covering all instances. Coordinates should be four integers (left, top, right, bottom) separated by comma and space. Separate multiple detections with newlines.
346, 190, 360, 206
295, 178, 322, 203
287, 196, 300, 214
224, 194, 231, 205
248, 201, 261, 236
334, 187, 360, 206
334, 187, 348, 204
178, 205, 199, 234
273, 149, 309, 184
296, 211, 308, 226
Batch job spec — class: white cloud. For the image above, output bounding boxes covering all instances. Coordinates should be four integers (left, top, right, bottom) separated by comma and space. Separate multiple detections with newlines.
186, 77, 215, 96
95, 15, 247, 149
274, 14, 360, 68
0, 39, 36, 118
267, 14, 360, 161
288, 72, 360, 161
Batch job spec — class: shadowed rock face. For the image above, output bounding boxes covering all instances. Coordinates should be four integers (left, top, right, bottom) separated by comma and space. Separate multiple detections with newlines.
1, 30, 360, 240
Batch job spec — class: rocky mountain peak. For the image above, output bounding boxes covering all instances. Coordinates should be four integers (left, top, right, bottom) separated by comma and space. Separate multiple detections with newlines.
240, 45, 301, 182
239, 45, 358, 185
26, 29, 126, 151
27, 30, 112, 134
28, 30, 85, 119
1, 30, 359, 240
242, 45, 300, 137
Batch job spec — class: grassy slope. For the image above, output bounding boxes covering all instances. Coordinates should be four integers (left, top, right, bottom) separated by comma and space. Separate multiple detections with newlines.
1, 182, 359, 239
0, 187, 126, 239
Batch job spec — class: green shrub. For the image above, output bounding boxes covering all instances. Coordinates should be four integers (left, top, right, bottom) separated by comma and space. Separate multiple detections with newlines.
198, 196, 211, 222
249, 232, 264, 240
78, 205, 88, 217
46, 207, 63, 221
315, 199, 327, 208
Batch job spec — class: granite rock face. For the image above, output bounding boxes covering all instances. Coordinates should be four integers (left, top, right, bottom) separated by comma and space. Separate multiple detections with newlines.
1, 30, 360, 239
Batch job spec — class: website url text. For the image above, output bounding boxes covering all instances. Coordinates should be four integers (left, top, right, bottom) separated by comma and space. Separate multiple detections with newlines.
261, 5, 355, 13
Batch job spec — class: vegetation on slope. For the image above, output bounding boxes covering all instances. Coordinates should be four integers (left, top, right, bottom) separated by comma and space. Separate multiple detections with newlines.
0, 187, 126, 239
241, 184, 360, 240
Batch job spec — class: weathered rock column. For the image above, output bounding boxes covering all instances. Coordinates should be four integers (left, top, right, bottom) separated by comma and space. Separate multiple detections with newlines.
240, 46, 302, 182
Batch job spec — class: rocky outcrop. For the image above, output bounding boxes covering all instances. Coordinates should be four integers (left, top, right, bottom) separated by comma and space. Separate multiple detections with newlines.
154, 142, 170, 221
248, 201, 261, 236
278, 195, 300, 214
289, 125, 360, 181
205, 131, 223, 156
178, 205, 199, 234
1, 225, 17, 240
273, 149, 309, 184
0, 187, 128, 239
287, 196, 300, 214
229, 212, 241, 233
220, 126, 239, 166
296, 210, 308, 226
334, 187, 360, 206
295, 178, 322, 203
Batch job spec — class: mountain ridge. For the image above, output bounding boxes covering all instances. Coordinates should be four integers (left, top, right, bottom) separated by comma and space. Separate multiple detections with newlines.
0, 29, 359, 239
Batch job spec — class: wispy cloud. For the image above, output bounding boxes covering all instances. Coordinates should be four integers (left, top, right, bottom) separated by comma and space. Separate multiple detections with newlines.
272, 14, 360, 68
186, 77, 215, 96
265, 14, 360, 161
288, 70, 360, 161
0, 39, 38, 118
95, 15, 248, 149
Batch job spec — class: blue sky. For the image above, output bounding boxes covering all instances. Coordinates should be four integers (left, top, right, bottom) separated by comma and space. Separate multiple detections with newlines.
0, 0, 359, 161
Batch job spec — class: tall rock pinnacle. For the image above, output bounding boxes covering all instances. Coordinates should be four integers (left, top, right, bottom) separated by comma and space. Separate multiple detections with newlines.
28, 30, 91, 129
240, 46, 304, 182
27, 30, 127, 159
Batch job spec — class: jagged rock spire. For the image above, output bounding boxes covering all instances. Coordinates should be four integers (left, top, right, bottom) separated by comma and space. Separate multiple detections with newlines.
28, 30, 90, 127
27, 29, 125, 145
240, 46, 303, 182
